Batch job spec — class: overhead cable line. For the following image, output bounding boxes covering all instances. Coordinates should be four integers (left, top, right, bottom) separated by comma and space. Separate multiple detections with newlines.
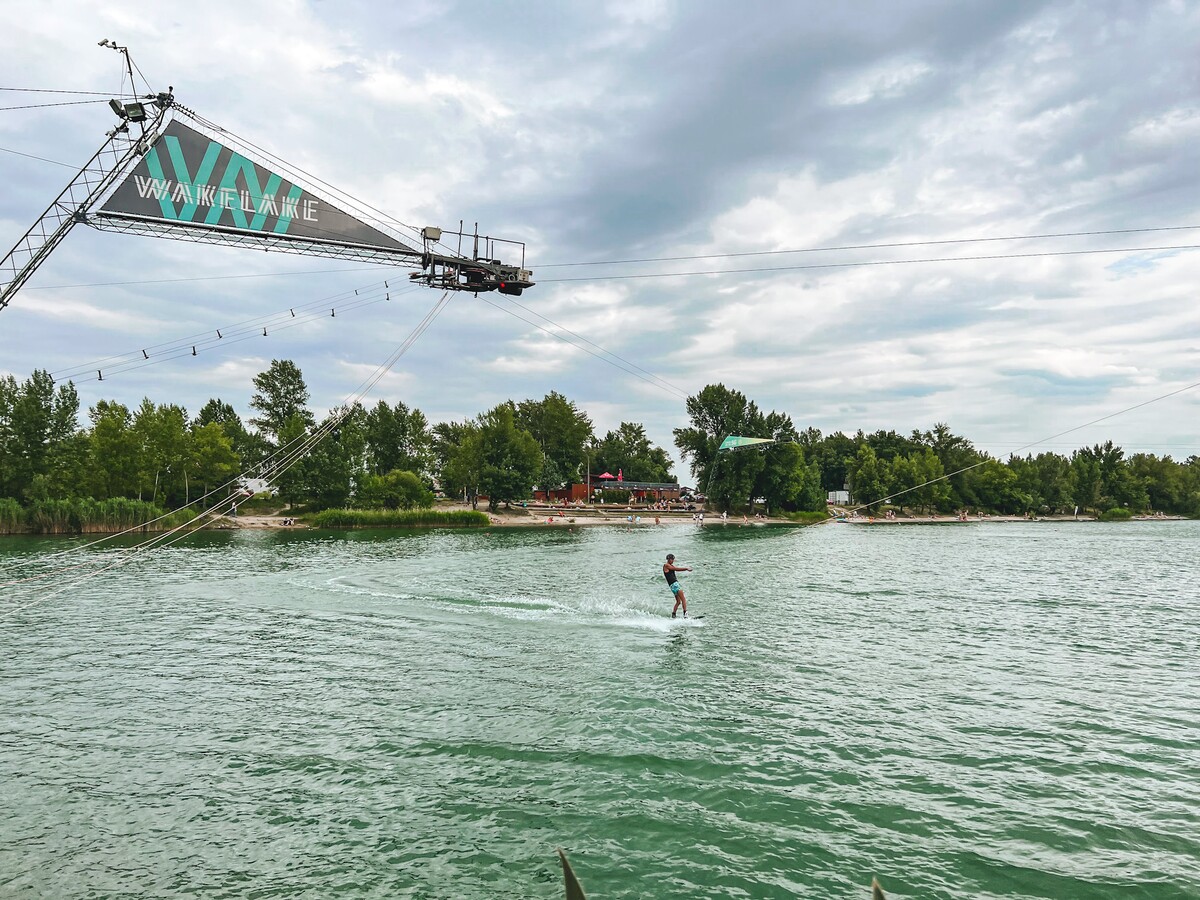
128, 58, 155, 97
495, 294, 691, 398
15, 227, 1196, 293
538, 244, 1200, 284
0, 87, 117, 95
0, 145, 78, 169
58, 293, 401, 384
0, 99, 111, 111
480, 296, 690, 401
51, 282, 419, 383
9, 292, 448, 573
539, 225, 1200, 267
832, 376, 1200, 521
23, 265, 387, 290
1, 292, 454, 614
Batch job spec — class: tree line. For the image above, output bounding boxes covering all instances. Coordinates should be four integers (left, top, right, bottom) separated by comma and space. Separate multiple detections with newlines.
684, 384, 1200, 516
1, 366, 1196, 522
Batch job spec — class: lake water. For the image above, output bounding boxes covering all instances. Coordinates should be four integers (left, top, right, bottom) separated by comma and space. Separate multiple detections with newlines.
1, 521, 1197, 898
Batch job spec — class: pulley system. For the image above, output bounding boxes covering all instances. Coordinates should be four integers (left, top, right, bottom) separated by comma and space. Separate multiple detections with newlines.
0, 43, 534, 314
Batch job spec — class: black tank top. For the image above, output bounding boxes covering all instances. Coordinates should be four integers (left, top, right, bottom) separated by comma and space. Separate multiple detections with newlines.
664, 566, 677, 585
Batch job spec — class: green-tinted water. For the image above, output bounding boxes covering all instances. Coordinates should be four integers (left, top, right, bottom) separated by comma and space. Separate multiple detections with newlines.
1, 522, 1197, 898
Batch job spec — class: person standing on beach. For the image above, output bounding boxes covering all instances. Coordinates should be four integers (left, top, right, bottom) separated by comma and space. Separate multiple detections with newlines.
663, 553, 691, 618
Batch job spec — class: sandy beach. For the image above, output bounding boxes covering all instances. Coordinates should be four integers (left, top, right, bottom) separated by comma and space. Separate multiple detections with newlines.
213, 505, 1184, 530
215, 504, 800, 529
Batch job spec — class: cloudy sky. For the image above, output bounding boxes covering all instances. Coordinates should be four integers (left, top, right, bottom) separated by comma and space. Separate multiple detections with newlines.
1, 0, 1197, 473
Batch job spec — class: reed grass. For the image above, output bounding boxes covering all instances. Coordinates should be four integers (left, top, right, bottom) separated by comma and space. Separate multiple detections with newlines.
0, 498, 22, 533
780, 510, 833, 524
310, 508, 489, 529
0, 498, 194, 534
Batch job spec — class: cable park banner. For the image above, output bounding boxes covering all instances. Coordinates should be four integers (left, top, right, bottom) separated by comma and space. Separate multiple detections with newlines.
99, 119, 410, 251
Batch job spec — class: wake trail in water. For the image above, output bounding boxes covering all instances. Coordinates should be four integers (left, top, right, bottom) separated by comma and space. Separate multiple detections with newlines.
312, 571, 706, 631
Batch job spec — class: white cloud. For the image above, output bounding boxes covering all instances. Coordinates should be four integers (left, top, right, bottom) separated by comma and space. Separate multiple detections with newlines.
1128, 106, 1200, 145
0, 0, 1197, 466
828, 58, 932, 106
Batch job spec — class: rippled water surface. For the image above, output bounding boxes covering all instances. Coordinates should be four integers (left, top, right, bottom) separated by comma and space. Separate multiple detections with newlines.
1, 521, 1198, 898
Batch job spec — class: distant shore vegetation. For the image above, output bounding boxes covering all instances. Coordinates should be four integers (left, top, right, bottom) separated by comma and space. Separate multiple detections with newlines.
0, 497, 194, 535
1, 364, 1196, 534
310, 509, 490, 529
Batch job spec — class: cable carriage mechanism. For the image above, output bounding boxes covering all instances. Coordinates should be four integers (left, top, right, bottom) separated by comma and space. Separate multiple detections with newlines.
0, 44, 534, 314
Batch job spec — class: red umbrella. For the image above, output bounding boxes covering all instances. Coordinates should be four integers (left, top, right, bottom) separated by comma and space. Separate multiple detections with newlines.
598, 472, 616, 479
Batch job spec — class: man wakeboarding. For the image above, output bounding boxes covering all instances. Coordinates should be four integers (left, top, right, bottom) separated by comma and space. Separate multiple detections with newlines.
663, 553, 692, 618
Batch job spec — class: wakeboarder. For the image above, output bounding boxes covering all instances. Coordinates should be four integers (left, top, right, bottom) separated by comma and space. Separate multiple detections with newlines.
663, 553, 692, 618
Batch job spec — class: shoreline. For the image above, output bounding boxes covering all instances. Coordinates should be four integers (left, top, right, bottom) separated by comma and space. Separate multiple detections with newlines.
211, 507, 1190, 531
4, 507, 1188, 536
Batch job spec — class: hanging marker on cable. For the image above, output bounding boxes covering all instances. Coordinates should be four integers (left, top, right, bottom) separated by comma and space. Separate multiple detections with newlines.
385, 280, 389, 288
142, 349, 148, 359
191, 346, 197, 356
386, 293, 390, 301
290, 309, 295, 317
97, 370, 103, 381
216, 329, 222, 339
331, 308, 335, 317
263, 327, 267, 336
354, 289, 358, 296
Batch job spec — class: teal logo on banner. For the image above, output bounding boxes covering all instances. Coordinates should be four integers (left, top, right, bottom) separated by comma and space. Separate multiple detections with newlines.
102, 119, 406, 249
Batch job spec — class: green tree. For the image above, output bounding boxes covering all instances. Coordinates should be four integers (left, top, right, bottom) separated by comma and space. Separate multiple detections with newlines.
592, 422, 674, 484
1009, 451, 1072, 514
753, 442, 824, 512
87, 400, 139, 499
250, 360, 314, 442
358, 470, 434, 510
674, 384, 766, 509
189, 423, 241, 504
475, 404, 541, 511
913, 423, 980, 507
910, 448, 951, 513
1128, 453, 1180, 513
442, 423, 484, 508
1180, 456, 1200, 517
515, 391, 594, 483
0, 371, 82, 501
808, 430, 856, 494
1069, 450, 1102, 513
1035, 452, 1071, 513
972, 458, 1023, 513
860, 428, 921, 462
195, 398, 264, 468
295, 405, 368, 511
365, 400, 433, 477
847, 444, 889, 507
1090, 440, 1140, 510
432, 420, 475, 491
132, 399, 190, 506
888, 454, 920, 509
271, 414, 310, 507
